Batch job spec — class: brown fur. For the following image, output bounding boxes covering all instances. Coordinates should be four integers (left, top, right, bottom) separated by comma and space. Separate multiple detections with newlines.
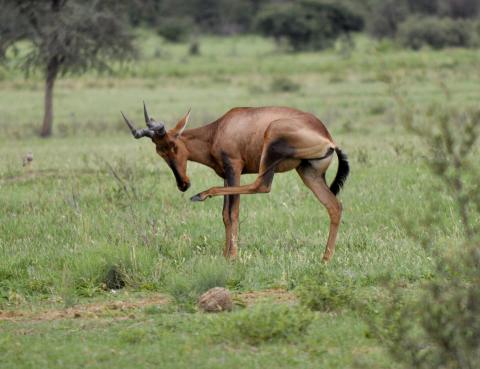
128, 106, 346, 261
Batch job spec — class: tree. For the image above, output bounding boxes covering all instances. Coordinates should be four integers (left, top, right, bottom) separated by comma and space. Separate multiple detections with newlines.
255, 0, 364, 51
367, 0, 410, 39
147, 0, 266, 34
0, 0, 135, 137
439, 0, 480, 18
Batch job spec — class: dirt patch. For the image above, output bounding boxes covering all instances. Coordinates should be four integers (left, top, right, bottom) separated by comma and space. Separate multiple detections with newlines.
237, 289, 296, 306
0, 289, 297, 322
0, 294, 169, 322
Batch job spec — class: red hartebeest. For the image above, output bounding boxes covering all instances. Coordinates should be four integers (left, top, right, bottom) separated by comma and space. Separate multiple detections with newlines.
121, 104, 349, 261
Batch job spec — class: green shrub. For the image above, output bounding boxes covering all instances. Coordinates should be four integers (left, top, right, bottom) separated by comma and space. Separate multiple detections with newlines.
221, 304, 314, 345
157, 17, 194, 43
255, 0, 364, 51
397, 16, 475, 49
163, 258, 231, 309
368, 0, 409, 39
371, 245, 480, 369
438, 0, 480, 19
297, 269, 353, 311
164, 274, 196, 308
368, 85, 480, 369
0, 65, 8, 81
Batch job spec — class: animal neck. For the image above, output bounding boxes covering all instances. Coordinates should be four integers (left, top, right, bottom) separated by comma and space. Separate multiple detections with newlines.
181, 124, 217, 168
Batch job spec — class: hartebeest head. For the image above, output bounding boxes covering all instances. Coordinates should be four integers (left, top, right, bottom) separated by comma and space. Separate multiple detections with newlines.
121, 103, 191, 192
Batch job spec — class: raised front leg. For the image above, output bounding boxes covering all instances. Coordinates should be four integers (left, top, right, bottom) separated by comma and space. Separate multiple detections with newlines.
190, 137, 290, 202
222, 163, 241, 259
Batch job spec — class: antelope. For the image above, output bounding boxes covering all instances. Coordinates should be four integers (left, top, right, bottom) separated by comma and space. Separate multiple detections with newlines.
121, 104, 349, 261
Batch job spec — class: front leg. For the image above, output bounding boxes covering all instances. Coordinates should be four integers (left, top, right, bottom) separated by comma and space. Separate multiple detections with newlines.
190, 173, 273, 201
190, 136, 289, 202
222, 181, 240, 259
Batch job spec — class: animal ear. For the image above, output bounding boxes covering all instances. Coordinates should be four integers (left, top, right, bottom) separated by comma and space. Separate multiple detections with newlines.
170, 109, 191, 138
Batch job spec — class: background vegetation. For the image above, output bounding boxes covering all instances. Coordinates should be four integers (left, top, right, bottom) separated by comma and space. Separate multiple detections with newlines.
0, 1, 479, 368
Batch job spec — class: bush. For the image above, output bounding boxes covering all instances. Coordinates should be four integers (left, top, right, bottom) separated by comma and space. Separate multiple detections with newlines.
372, 245, 480, 369
220, 304, 314, 345
438, 0, 480, 19
368, 84, 480, 369
297, 268, 353, 311
397, 16, 475, 49
157, 17, 194, 43
368, 0, 410, 39
255, 0, 364, 51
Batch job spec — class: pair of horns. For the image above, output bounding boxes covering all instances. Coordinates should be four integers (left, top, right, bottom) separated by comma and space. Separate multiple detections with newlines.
121, 102, 166, 139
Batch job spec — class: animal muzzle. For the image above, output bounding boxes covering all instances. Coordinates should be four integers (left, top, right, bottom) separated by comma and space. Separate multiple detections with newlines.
169, 162, 190, 192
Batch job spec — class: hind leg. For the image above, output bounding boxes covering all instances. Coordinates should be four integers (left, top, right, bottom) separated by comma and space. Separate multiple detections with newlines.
296, 161, 342, 262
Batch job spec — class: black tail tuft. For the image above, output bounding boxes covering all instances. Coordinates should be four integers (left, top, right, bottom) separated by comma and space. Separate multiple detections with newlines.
330, 148, 349, 196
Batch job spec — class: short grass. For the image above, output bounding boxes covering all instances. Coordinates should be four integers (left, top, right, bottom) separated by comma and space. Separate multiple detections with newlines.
0, 33, 479, 368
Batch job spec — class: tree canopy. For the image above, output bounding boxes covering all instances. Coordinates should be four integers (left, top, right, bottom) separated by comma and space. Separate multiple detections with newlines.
0, 0, 135, 136
255, 0, 364, 50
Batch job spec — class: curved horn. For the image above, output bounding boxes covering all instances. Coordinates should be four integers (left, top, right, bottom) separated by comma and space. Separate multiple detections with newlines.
121, 112, 154, 139
122, 112, 136, 133
143, 101, 166, 136
143, 101, 151, 125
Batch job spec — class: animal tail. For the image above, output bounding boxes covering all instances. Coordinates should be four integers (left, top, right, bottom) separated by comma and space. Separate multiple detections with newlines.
329, 147, 349, 196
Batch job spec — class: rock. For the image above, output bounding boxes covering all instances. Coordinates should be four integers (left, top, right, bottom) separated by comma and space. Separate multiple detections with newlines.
198, 287, 233, 313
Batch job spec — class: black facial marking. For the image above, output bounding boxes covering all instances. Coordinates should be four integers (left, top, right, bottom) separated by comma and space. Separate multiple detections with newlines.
168, 159, 189, 191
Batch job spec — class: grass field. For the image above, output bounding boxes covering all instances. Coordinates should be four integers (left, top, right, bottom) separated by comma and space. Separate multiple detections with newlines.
1, 33, 479, 368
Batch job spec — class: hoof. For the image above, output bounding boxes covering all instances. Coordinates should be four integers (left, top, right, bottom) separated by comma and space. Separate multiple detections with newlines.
190, 193, 204, 202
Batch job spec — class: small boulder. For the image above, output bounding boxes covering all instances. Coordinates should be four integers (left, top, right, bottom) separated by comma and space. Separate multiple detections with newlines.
198, 287, 233, 313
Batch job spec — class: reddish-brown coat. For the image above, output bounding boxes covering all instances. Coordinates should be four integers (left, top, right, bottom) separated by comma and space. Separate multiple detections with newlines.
123, 106, 348, 261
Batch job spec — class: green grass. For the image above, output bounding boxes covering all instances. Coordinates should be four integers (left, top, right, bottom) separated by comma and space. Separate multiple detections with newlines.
0, 309, 395, 369
0, 33, 479, 368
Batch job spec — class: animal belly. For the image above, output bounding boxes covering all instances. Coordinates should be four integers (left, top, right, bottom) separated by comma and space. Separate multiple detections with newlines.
241, 158, 300, 174
276, 159, 301, 173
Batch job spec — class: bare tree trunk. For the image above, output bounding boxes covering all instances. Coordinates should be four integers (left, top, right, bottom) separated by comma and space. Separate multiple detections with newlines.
40, 58, 59, 137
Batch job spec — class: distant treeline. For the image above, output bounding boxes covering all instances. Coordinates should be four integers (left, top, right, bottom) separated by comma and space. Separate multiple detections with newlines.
128, 0, 480, 50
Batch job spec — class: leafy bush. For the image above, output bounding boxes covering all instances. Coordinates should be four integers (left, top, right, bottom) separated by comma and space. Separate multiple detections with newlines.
157, 17, 194, 43
368, 84, 480, 369
397, 16, 475, 49
438, 0, 480, 19
221, 304, 313, 345
368, 0, 410, 39
297, 268, 353, 311
367, 0, 480, 40
255, 0, 364, 51
377, 249, 480, 369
